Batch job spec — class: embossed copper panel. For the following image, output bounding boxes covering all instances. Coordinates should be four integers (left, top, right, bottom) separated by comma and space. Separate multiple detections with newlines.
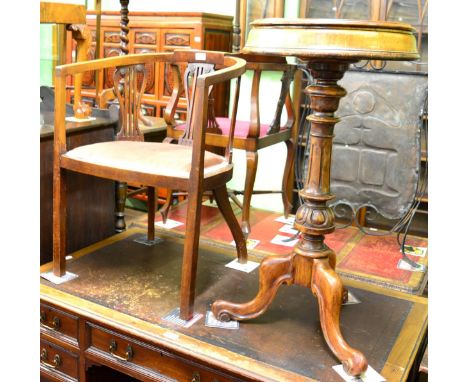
330, 70, 427, 219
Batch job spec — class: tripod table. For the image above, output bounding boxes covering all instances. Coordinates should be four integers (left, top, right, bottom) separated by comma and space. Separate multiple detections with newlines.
212, 18, 419, 377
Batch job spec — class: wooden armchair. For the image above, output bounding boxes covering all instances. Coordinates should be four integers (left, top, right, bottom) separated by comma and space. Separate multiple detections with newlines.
53, 51, 247, 320
164, 53, 297, 236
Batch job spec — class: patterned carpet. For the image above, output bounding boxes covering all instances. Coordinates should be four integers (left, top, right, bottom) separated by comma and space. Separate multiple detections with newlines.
131, 200, 428, 295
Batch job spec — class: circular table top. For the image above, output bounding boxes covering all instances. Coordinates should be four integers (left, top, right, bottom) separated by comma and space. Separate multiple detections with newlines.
243, 18, 419, 61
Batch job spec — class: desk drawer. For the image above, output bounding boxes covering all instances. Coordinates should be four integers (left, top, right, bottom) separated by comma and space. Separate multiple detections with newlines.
87, 322, 235, 382
40, 339, 79, 381
40, 303, 79, 344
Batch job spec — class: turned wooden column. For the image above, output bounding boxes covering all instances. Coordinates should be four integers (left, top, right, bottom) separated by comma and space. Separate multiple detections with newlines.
211, 18, 419, 378
114, 0, 130, 232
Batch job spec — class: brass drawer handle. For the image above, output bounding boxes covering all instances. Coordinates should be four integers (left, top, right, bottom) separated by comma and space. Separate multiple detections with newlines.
191, 371, 201, 382
40, 313, 61, 331
40, 348, 62, 369
109, 339, 133, 362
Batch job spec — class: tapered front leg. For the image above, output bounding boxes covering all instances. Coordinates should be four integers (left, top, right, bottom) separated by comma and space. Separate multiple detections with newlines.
53, 168, 67, 276
213, 185, 248, 264
312, 258, 368, 376
212, 253, 294, 322
179, 189, 203, 321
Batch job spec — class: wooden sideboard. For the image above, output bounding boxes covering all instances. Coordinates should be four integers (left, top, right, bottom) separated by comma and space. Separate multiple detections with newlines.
66, 12, 233, 119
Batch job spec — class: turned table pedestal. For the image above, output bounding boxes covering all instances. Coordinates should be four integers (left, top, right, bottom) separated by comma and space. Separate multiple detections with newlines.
212, 19, 419, 377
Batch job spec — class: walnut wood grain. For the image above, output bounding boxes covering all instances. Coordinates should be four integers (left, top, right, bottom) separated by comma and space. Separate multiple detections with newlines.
212, 18, 419, 377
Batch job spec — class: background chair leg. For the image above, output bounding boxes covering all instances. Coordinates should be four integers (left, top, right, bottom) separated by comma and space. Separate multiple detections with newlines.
281, 138, 294, 218
213, 185, 248, 264
115, 181, 127, 232
242, 150, 258, 237
179, 189, 203, 321
160, 189, 173, 224
53, 168, 67, 276
147, 186, 156, 241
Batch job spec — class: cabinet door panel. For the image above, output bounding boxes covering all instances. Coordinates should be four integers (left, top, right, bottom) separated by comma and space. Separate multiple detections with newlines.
135, 31, 157, 45
163, 29, 194, 47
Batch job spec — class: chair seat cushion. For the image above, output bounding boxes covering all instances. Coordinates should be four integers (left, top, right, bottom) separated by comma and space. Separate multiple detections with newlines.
63, 141, 229, 179
175, 117, 285, 138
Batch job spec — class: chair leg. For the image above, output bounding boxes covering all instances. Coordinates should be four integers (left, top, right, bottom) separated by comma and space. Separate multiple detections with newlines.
147, 186, 156, 241
159, 189, 173, 224
53, 168, 67, 276
242, 150, 258, 237
179, 189, 203, 321
281, 138, 295, 218
115, 181, 127, 232
213, 185, 248, 264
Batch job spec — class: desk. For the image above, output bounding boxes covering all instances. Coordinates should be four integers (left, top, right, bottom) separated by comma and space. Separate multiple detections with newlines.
40, 228, 427, 382
40, 109, 118, 265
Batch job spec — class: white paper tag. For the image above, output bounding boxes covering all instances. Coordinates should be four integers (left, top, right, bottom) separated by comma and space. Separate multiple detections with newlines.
162, 308, 203, 328
332, 364, 385, 382
274, 215, 295, 225
205, 311, 239, 330
155, 219, 184, 229
270, 234, 298, 247
397, 259, 425, 272
230, 239, 259, 250
402, 245, 427, 258
225, 259, 260, 273
202, 199, 218, 207
279, 224, 298, 235
343, 290, 361, 305
65, 116, 96, 123
195, 52, 206, 61
40, 271, 78, 285
163, 332, 179, 341
194, 36, 201, 43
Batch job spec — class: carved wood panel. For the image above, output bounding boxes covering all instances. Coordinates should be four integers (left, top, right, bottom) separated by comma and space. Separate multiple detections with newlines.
134, 48, 156, 95
163, 61, 186, 98
81, 45, 96, 87
135, 31, 157, 45
104, 30, 120, 44
103, 47, 120, 89
164, 32, 190, 46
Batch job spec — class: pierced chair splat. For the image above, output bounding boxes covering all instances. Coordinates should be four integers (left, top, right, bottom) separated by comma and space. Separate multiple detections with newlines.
52, 51, 247, 320
164, 53, 298, 236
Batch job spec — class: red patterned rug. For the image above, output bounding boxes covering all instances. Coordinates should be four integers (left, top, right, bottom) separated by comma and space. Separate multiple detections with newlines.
133, 201, 428, 295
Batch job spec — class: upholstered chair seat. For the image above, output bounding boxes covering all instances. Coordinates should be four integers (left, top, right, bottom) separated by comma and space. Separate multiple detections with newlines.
63, 141, 230, 180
